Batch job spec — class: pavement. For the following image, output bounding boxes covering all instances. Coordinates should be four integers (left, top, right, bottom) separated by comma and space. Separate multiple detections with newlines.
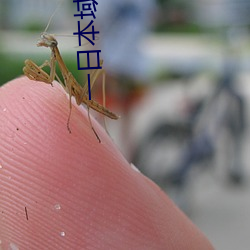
192, 177, 250, 250
187, 118, 250, 250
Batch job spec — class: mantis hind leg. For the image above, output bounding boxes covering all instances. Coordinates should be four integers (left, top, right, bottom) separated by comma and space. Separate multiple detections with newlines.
66, 81, 73, 134
102, 72, 111, 137
66, 98, 72, 134
65, 72, 101, 142
87, 105, 101, 143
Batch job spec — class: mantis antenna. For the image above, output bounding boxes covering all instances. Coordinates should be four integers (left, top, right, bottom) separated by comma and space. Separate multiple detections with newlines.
44, 0, 63, 33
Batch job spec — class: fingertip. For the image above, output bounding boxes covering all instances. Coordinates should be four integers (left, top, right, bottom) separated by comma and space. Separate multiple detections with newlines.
0, 76, 137, 248
0, 77, 213, 249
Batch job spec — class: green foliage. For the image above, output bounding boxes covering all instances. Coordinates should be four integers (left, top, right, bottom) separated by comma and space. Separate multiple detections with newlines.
0, 53, 23, 86
154, 23, 202, 33
23, 21, 44, 32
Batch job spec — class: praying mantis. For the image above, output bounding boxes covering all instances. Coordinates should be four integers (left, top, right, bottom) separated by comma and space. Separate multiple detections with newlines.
23, 32, 118, 142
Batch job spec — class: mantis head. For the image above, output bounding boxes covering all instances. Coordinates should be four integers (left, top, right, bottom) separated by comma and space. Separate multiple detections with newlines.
37, 32, 58, 48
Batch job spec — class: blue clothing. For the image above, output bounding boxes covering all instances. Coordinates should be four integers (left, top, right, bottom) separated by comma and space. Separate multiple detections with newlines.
97, 0, 156, 81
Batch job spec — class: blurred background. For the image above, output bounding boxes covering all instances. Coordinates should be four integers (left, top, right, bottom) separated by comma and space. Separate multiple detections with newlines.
1, 0, 250, 249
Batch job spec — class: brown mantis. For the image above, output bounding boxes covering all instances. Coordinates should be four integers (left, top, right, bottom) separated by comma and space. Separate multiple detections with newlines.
23, 32, 118, 142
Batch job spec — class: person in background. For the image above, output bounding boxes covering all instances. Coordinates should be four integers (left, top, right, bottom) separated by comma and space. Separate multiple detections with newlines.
96, 0, 157, 157
168, 59, 245, 187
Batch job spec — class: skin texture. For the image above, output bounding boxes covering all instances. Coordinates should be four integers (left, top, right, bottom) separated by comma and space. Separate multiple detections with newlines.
0, 77, 214, 250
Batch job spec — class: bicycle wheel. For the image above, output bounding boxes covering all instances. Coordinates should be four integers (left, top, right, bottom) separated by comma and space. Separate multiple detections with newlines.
132, 122, 192, 189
